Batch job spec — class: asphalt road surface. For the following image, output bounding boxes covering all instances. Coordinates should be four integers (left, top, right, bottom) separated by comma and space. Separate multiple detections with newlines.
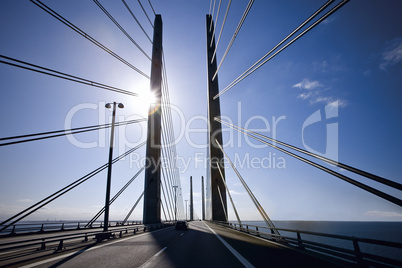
2, 221, 342, 267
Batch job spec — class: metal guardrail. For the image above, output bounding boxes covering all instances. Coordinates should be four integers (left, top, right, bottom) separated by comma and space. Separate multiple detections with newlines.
213, 221, 402, 267
0, 221, 143, 236
0, 222, 174, 254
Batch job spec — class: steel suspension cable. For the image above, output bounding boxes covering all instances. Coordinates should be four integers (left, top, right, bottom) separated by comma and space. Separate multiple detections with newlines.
163, 166, 176, 221
160, 52, 184, 217
216, 164, 242, 226
161, 143, 176, 215
160, 104, 177, 217
217, 185, 228, 222
93, 0, 151, 61
161, 55, 179, 179
162, 143, 178, 217
161, 54, 176, 147
160, 81, 176, 190
123, 191, 144, 224
226, 126, 402, 207
210, 0, 217, 32
212, 0, 255, 81
147, 0, 156, 16
211, 0, 232, 63
214, 0, 349, 99
216, 117, 402, 191
215, 0, 334, 99
162, 109, 180, 214
210, 0, 222, 46
216, 139, 279, 235
86, 167, 145, 227
161, 173, 173, 221
161, 199, 168, 222
0, 55, 139, 97
138, 0, 154, 28
122, 0, 153, 43
0, 141, 146, 230
209, 0, 213, 15
30, 0, 149, 79
0, 118, 147, 147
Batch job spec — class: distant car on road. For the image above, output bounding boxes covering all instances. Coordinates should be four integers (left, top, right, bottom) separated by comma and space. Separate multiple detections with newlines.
175, 220, 188, 230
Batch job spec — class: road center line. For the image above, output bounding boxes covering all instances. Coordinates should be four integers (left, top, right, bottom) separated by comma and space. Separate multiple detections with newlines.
138, 246, 167, 268
203, 221, 255, 268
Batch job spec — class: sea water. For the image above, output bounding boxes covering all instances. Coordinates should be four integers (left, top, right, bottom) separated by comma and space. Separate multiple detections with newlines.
236, 221, 402, 262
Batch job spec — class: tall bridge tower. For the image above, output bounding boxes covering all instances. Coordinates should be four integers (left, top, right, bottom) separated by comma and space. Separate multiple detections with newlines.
143, 15, 163, 224
206, 14, 227, 222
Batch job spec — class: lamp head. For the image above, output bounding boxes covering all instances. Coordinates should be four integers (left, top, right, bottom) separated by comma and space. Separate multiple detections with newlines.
118, 103, 124, 109
105, 103, 112, 109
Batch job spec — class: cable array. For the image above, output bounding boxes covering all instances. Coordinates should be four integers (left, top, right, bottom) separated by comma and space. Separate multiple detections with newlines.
0, 0, 160, 225
212, 0, 255, 81
211, 0, 222, 42
147, 0, 156, 16
122, 0, 153, 43
0, 142, 146, 231
0, 55, 139, 97
216, 118, 402, 207
0, 118, 146, 147
215, 139, 279, 235
216, 164, 241, 226
158, 52, 185, 221
205, 0, 402, 227
211, 0, 232, 63
210, 0, 217, 25
94, 0, 151, 61
30, 0, 150, 79
214, 0, 349, 99
138, 0, 154, 28
86, 167, 145, 227
216, 118, 402, 191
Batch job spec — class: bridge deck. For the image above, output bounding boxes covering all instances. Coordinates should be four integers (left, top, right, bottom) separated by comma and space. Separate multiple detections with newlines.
1, 221, 344, 267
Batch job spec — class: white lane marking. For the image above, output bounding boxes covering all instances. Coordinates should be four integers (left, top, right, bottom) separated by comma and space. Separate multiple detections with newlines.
203, 221, 255, 268
180, 233, 184, 236
19, 227, 172, 268
138, 246, 167, 268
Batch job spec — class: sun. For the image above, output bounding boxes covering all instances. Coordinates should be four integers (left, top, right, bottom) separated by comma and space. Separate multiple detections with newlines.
141, 90, 157, 106
133, 89, 159, 116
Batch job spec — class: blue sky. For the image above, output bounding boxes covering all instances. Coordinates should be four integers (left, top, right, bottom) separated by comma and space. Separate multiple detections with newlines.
0, 0, 401, 222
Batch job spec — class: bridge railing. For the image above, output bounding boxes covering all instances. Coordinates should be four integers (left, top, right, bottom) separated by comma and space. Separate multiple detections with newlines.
213, 221, 402, 267
0, 221, 144, 236
0, 222, 174, 254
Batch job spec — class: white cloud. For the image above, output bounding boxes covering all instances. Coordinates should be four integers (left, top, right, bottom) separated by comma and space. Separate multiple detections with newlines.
293, 78, 347, 108
293, 79, 322, 90
322, 17, 335, 24
364, 210, 402, 218
380, 37, 402, 70
310, 96, 347, 108
297, 92, 313, 100
328, 99, 347, 108
229, 190, 246, 195
17, 199, 33, 203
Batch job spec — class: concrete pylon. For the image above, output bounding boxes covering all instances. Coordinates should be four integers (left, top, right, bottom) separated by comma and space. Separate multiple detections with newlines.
143, 15, 163, 224
206, 14, 227, 222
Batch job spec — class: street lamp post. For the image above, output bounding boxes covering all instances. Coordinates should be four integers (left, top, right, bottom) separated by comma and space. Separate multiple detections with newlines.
185, 200, 188, 221
103, 102, 124, 233
173, 185, 178, 221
